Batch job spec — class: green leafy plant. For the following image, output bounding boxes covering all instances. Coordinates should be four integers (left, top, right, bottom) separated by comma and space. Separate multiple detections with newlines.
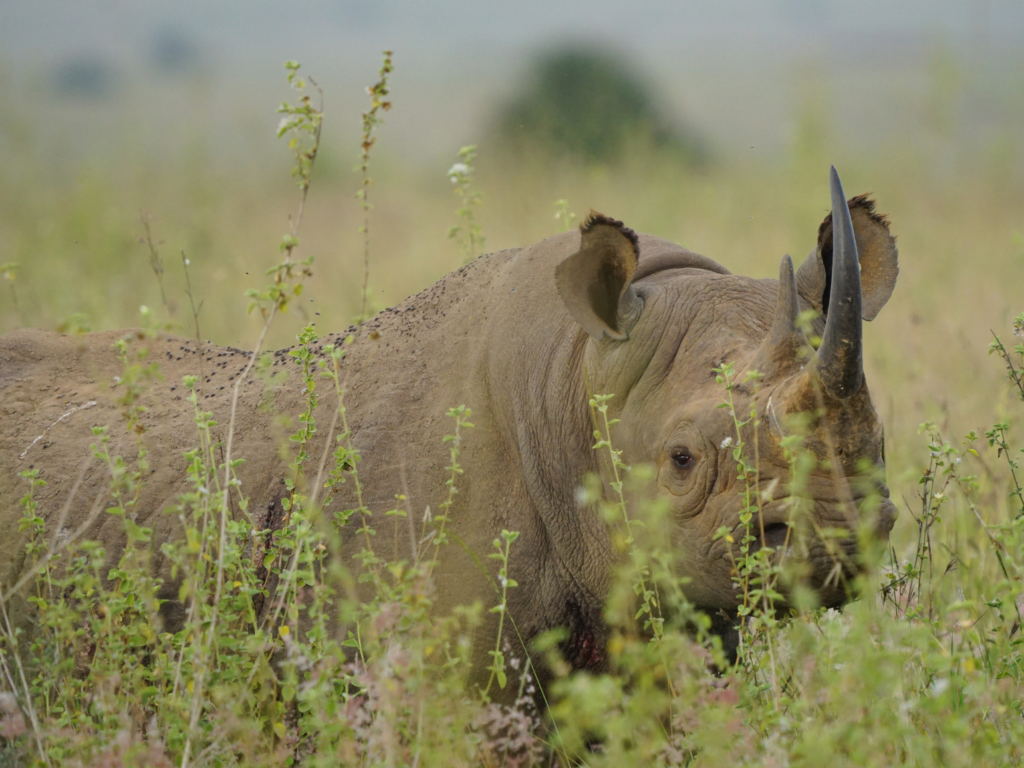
590, 393, 666, 643
447, 145, 485, 263
710, 362, 786, 706
482, 529, 520, 699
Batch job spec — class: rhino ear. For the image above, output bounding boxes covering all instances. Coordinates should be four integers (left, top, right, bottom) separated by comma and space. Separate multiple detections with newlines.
796, 194, 899, 321
556, 212, 641, 341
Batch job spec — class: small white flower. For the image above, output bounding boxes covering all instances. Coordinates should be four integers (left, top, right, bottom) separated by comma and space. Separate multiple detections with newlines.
277, 116, 293, 133
447, 162, 469, 181
720, 436, 733, 449
930, 678, 950, 696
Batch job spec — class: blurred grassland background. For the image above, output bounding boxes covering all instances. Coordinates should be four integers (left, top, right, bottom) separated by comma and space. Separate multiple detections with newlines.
1, 0, 1024, 547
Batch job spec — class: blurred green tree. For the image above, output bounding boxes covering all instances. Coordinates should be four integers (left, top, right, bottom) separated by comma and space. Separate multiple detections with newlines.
495, 46, 706, 165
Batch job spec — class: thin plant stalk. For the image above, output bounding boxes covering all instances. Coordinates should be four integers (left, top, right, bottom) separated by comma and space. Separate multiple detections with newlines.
357, 50, 394, 325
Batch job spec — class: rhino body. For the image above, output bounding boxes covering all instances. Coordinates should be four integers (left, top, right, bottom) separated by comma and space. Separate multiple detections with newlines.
0, 171, 899, 684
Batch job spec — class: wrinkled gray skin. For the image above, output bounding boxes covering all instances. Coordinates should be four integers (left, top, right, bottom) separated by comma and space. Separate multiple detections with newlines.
0, 172, 898, 695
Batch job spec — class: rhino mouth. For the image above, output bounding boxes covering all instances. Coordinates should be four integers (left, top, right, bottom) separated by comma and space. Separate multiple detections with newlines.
728, 491, 896, 606
691, 470, 898, 612
741, 488, 896, 547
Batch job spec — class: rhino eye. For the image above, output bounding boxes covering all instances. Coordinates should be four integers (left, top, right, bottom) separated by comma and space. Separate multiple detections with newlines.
671, 450, 694, 470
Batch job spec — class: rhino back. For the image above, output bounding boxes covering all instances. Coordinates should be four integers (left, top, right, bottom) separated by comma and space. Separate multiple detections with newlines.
0, 245, 535, 627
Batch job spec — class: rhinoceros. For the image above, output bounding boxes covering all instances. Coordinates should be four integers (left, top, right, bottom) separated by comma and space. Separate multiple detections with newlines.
0, 168, 897, 679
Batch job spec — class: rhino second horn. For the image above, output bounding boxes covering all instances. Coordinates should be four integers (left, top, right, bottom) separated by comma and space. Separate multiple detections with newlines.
814, 166, 864, 398
768, 254, 804, 348
751, 254, 808, 379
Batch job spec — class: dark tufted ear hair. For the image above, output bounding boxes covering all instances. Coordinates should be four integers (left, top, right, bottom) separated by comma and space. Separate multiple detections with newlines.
555, 212, 641, 341
796, 195, 899, 322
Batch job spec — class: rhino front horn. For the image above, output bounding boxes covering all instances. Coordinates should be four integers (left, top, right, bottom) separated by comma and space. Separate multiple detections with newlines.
813, 167, 864, 399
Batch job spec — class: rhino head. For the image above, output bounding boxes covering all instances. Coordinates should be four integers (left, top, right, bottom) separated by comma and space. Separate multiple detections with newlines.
556, 168, 899, 613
